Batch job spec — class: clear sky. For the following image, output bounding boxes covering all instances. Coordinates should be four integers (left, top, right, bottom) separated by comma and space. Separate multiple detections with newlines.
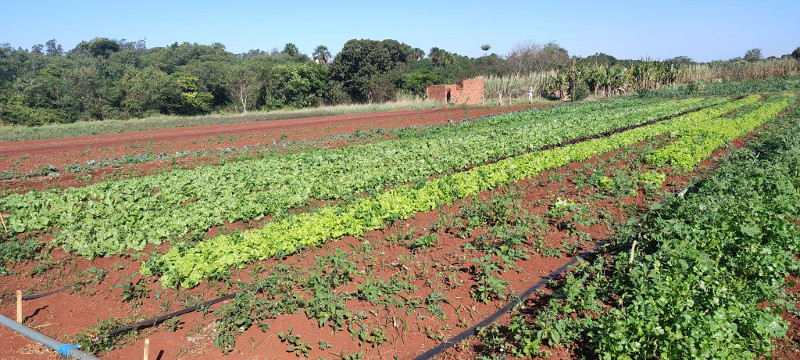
2, 0, 798, 62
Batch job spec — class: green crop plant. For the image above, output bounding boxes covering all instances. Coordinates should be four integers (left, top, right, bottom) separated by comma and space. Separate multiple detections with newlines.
143, 95, 788, 288
2, 97, 721, 259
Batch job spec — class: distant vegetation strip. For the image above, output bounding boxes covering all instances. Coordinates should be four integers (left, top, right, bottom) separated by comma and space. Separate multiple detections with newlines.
143, 95, 777, 288
1, 97, 718, 259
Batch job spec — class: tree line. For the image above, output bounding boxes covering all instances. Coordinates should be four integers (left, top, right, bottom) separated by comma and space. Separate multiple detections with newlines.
1, 37, 798, 126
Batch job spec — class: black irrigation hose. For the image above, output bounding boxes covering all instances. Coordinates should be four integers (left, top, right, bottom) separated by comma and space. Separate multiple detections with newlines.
415, 96, 769, 360
0, 98, 672, 183
450, 97, 739, 176
414, 240, 608, 360
97, 116, 764, 350
92, 98, 739, 343
99, 292, 241, 339
0, 282, 86, 303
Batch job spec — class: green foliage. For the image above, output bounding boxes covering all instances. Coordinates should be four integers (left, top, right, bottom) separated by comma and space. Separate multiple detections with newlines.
266, 64, 328, 109
139, 97, 743, 288
647, 94, 795, 170
329, 39, 415, 103
110, 272, 149, 304
571, 80, 590, 101
173, 72, 213, 114
74, 318, 133, 354
470, 255, 510, 303
278, 327, 312, 357
0, 234, 44, 275
0, 93, 67, 125
407, 233, 439, 250
478, 102, 800, 359
594, 110, 800, 359
77, 38, 121, 58
3, 97, 715, 263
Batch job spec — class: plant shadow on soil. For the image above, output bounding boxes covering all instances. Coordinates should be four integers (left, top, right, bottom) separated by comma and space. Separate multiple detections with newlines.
0, 111, 769, 360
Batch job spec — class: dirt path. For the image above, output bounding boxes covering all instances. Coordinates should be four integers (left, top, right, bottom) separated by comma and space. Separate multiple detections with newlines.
0, 105, 543, 174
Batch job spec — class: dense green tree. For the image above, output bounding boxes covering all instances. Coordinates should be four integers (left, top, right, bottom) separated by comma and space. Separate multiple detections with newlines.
429, 47, 454, 67
282, 43, 300, 57
329, 39, 412, 103
173, 72, 213, 115
400, 72, 444, 97
121, 66, 180, 116
45, 39, 63, 57
744, 48, 763, 62
270, 64, 328, 108
74, 38, 121, 58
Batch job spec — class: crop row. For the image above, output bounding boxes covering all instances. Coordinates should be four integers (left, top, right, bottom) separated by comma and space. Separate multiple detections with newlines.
143, 95, 776, 288
1, 97, 722, 257
479, 101, 800, 358
647, 93, 795, 169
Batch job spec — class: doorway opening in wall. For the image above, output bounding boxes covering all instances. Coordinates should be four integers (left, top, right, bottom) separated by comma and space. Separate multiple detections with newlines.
446, 90, 451, 103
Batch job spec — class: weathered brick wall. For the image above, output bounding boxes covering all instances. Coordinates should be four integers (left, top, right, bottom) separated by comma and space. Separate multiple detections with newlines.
452, 79, 484, 104
426, 85, 455, 103
426, 79, 484, 104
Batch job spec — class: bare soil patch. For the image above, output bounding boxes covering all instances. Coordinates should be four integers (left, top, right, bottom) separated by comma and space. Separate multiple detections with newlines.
1, 105, 545, 192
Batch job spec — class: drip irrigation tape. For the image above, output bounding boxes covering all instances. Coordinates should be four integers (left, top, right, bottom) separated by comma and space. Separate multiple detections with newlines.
451, 98, 733, 176
414, 240, 608, 360
415, 95, 764, 360
0, 282, 86, 303
94, 98, 736, 345
99, 291, 240, 339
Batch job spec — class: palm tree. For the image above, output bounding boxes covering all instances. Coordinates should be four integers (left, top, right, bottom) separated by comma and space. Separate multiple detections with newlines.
313, 45, 331, 65
282, 43, 300, 57
409, 47, 425, 61
429, 47, 453, 67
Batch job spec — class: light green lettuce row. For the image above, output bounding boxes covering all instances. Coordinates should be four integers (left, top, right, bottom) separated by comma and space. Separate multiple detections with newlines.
646, 93, 797, 170
3, 97, 718, 258
144, 95, 761, 288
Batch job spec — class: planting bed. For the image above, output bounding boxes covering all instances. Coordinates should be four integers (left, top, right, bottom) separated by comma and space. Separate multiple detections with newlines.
0, 105, 542, 192
1, 94, 799, 360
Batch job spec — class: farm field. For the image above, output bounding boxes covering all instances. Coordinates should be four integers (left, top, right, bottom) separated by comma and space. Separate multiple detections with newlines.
1, 92, 799, 360
0, 104, 545, 193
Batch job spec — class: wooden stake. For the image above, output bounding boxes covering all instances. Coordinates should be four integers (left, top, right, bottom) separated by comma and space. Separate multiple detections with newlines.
143, 338, 150, 360
628, 232, 641, 267
16, 290, 22, 324
0, 213, 7, 233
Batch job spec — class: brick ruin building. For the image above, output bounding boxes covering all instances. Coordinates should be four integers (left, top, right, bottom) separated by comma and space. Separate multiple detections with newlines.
426, 78, 484, 104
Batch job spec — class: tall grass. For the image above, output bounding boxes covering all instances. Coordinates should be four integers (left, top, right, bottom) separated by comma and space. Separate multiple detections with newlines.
679, 58, 799, 83
480, 71, 557, 103
483, 58, 800, 101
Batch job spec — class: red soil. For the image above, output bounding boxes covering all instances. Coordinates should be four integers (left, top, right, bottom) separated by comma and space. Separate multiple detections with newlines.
0, 105, 543, 192
1, 112, 793, 360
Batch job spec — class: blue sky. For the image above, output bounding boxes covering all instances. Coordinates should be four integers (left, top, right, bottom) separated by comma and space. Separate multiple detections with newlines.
2, 0, 798, 62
